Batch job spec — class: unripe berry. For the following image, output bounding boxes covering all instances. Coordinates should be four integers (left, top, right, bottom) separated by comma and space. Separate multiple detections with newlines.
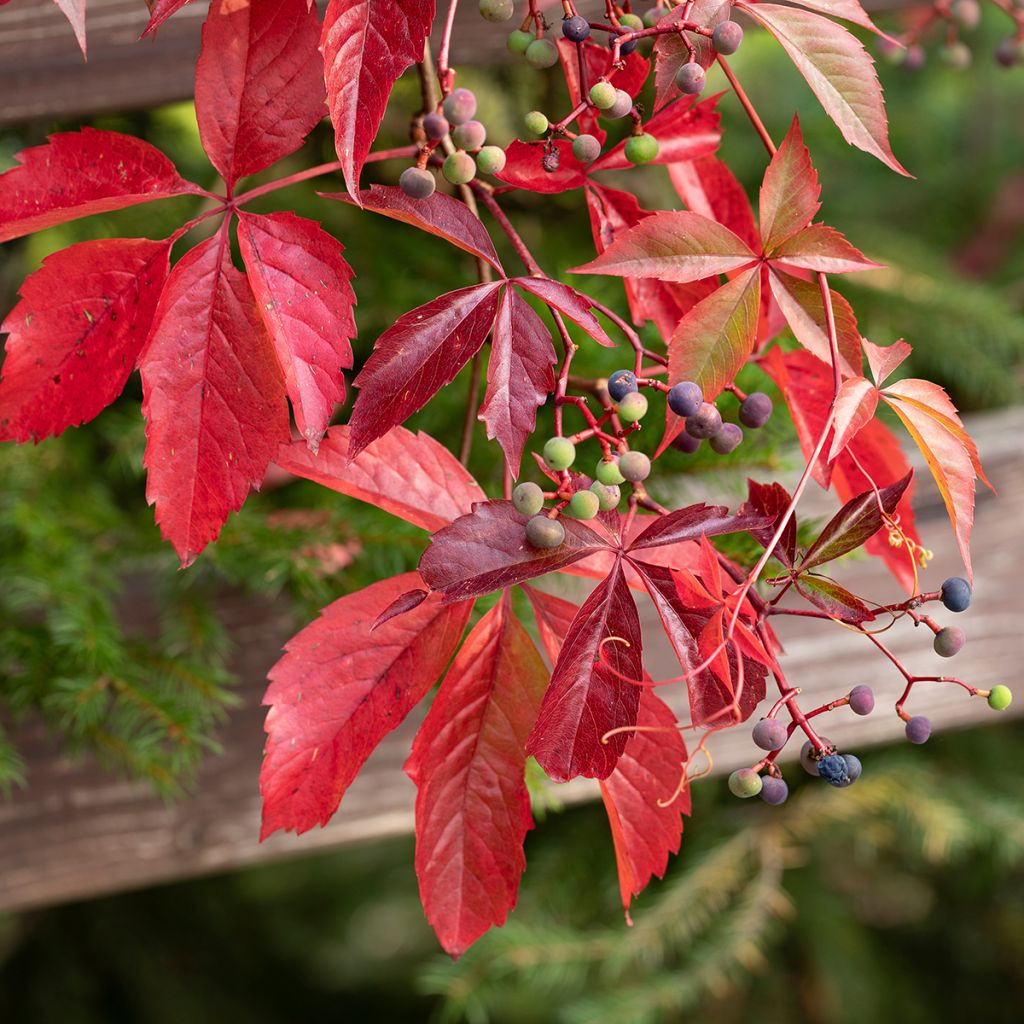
524, 110, 549, 135
625, 133, 659, 165
618, 450, 651, 482
951, 0, 980, 28
685, 402, 723, 439
712, 20, 744, 55
507, 28, 534, 54
589, 81, 617, 109
800, 738, 832, 776
452, 120, 486, 150
442, 151, 477, 185
848, 685, 875, 716
422, 112, 450, 140
476, 146, 507, 175
399, 166, 435, 199
709, 423, 743, 455
729, 768, 763, 798
479, 0, 514, 22
542, 148, 561, 173
905, 715, 932, 744
739, 392, 773, 428
671, 431, 702, 454
818, 753, 851, 787
987, 685, 1012, 711
619, 13, 644, 31
526, 37, 559, 68
542, 436, 576, 470
590, 480, 622, 511
667, 381, 703, 418
940, 576, 972, 613
526, 515, 565, 549
572, 133, 602, 164
996, 37, 1023, 68
569, 489, 601, 520
675, 61, 706, 95
512, 481, 544, 517
760, 776, 789, 805
443, 88, 477, 125
903, 44, 926, 70
595, 457, 626, 486
607, 369, 638, 401
617, 392, 649, 424
643, 9, 661, 29
933, 626, 966, 658
606, 89, 634, 119
562, 14, 590, 42
877, 37, 904, 65
752, 717, 788, 752
940, 41, 972, 70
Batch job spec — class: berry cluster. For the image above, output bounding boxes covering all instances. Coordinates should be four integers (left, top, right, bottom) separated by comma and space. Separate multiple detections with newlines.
674, 20, 744, 96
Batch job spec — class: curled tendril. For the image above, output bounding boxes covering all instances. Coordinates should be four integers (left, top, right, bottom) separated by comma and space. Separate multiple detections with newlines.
599, 722, 682, 746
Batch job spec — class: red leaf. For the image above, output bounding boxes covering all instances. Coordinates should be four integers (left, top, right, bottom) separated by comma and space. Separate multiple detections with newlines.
629, 559, 700, 677
787, 0, 885, 35
0, 129, 200, 244
406, 598, 548, 956
195, 0, 325, 188
740, 480, 797, 567
480, 288, 557, 477
142, 0, 196, 35
772, 223, 881, 274
828, 375, 877, 461
237, 211, 355, 451
862, 337, 911, 386
522, 585, 581, 664
600, 689, 690, 914
668, 154, 760, 255
512, 277, 614, 348
0, 238, 170, 442
735, 3, 910, 176
140, 232, 289, 566
328, 185, 504, 273
347, 282, 502, 458
495, 139, 589, 194
628, 502, 771, 553
794, 575, 876, 622
759, 117, 821, 253
419, 501, 610, 603
526, 559, 643, 782
53, 0, 86, 55
260, 572, 472, 839
274, 424, 484, 532
321, 0, 435, 200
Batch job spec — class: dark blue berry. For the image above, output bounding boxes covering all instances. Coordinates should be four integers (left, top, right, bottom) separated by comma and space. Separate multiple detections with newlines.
739, 392, 773, 428
607, 369, 638, 402
611, 31, 638, 55
940, 576, 972, 613
817, 753, 850, 786
759, 776, 789, 805
842, 754, 863, 784
562, 14, 591, 42
667, 380, 703, 418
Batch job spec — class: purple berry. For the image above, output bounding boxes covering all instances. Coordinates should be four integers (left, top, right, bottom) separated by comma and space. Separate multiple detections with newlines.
739, 392, 773, 429
562, 14, 591, 42
903, 44, 926, 70
442, 88, 477, 125
422, 112, 450, 141
712, 20, 744, 55
667, 381, 703, 418
848, 685, 875, 716
671, 431, 701, 454
933, 626, 966, 658
685, 402, 723, 439
752, 718, 788, 752
452, 120, 487, 150
606, 89, 634, 119
800, 738, 832, 776
710, 422, 743, 455
940, 576, 972, 613
399, 166, 435, 199
607, 369, 638, 402
675, 61, 706, 95
759, 776, 789, 805
996, 37, 1023, 68
905, 715, 932, 744
573, 134, 602, 163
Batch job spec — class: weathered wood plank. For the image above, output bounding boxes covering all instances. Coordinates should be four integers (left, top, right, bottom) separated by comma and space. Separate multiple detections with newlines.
0, 407, 1019, 914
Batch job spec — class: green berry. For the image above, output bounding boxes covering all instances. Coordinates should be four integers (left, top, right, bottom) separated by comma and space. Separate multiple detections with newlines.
642, 8, 661, 28
512, 481, 544, 517
442, 151, 477, 185
589, 480, 621, 511
479, 0, 514, 22
526, 515, 565, 549
618, 450, 651, 482
476, 145, 507, 175
525, 37, 559, 68
568, 489, 601, 520
728, 768, 763, 798
543, 436, 576, 470
507, 28, 534, 54
589, 81, 617, 109
524, 110, 549, 135
595, 457, 625, 486
987, 685, 1012, 711
617, 391, 648, 423
625, 133, 659, 165
619, 13, 644, 31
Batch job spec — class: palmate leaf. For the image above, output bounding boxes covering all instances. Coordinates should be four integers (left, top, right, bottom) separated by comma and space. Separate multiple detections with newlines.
828, 375, 878, 460
669, 153, 760, 254
759, 117, 822, 253
794, 575, 876, 622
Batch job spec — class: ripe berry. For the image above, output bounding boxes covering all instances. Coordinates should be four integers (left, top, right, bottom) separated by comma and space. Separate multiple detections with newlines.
512, 481, 544, 517
728, 768, 763, 798
607, 369, 638, 402
524, 110, 549, 135
987, 685, 1012, 711
399, 166, 435, 200
526, 37, 559, 68
848, 685, 875, 716
905, 715, 932, 744
800, 738, 832, 776
476, 146, 507, 175
625, 133, 659, 165
671, 432, 701, 454
712, 20, 744, 55
933, 626, 966, 658
675, 61, 706, 95
562, 14, 590, 42
940, 41, 972, 70
443, 88, 477, 125
606, 89, 634, 119
479, 0, 514, 22
590, 481, 621, 511
422, 112, 449, 141
596, 457, 626, 486
951, 0, 980, 28
542, 436, 576, 470
818, 753, 851, 787
760, 776, 789, 805
940, 576, 972, 613
526, 515, 565, 549
739, 392, 773, 428
710, 423, 743, 455
569, 489, 601, 520
685, 402, 723, 439
442, 151, 477, 185
752, 717, 788, 752
667, 381, 703, 418
618, 450, 651, 482
572, 134, 602, 164
542, 148, 561, 173
996, 37, 1023, 68
507, 28, 534, 54
589, 81, 617, 109
842, 754, 863, 785
617, 392, 649, 424
452, 120, 486, 150
612, 31, 639, 56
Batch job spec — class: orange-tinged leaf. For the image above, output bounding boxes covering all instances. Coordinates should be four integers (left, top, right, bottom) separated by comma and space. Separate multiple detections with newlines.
829, 376, 878, 461
862, 337, 911, 386
772, 223, 881, 274
759, 117, 821, 253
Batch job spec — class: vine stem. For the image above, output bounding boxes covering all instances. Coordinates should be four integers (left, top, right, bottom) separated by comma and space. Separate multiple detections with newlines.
437, 0, 461, 95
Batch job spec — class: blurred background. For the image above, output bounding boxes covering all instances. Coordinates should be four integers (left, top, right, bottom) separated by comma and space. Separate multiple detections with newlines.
1, 5, 1023, 1022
